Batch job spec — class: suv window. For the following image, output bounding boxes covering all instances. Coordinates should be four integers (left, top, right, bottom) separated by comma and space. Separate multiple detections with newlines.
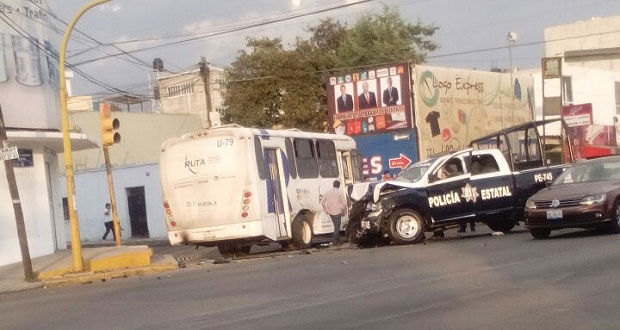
294, 138, 319, 178
436, 158, 465, 181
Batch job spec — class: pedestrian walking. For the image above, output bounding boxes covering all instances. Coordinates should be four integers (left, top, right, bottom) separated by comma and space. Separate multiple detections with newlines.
321, 180, 348, 245
101, 203, 115, 241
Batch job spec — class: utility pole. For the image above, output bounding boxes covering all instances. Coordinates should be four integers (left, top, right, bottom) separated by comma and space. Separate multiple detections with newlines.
507, 32, 518, 126
199, 57, 214, 128
0, 106, 34, 281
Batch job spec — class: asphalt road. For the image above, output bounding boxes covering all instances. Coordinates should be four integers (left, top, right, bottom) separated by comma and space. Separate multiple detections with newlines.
3, 227, 620, 330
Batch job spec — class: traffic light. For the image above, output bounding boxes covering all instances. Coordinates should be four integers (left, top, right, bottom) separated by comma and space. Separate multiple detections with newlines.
99, 103, 121, 146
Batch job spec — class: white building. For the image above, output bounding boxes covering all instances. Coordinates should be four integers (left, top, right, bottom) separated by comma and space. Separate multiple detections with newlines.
155, 62, 226, 127
0, 0, 100, 267
544, 15, 620, 122
522, 65, 620, 126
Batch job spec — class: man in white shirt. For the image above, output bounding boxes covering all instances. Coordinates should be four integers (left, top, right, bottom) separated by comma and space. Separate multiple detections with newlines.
101, 203, 115, 241
321, 180, 349, 245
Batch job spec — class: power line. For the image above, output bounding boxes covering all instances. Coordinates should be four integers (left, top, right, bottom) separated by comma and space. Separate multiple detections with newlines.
0, 12, 151, 99
70, 0, 378, 67
18, 0, 169, 72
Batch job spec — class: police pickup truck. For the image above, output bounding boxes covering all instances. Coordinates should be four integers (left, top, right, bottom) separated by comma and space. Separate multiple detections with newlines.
347, 120, 572, 245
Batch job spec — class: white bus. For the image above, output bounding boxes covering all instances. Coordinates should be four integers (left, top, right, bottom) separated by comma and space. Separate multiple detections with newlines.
159, 125, 364, 256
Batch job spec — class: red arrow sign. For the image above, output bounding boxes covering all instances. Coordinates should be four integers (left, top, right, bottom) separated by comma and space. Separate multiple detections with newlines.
389, 153, 412, 170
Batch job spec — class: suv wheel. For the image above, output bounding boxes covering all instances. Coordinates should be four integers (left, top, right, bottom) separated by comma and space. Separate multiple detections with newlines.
387, 209, 425, 245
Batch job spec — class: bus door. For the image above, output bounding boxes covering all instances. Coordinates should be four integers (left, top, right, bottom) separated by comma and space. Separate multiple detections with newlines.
339, 151, 354, 185
265, 149, 292, 239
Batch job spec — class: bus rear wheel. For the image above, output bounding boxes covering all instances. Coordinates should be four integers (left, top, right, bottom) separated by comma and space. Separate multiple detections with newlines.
292, 215, 313, 250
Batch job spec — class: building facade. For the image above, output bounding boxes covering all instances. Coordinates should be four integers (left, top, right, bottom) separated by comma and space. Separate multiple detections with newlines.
544, 15, 620, 121
156, 65, 225, 127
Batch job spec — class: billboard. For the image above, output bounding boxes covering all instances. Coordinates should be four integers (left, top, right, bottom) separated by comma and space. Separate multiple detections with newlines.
326, 63, 413, 136
0, 0, 61, 130
562, 103, 617, 159
353, 129, 418, 181
414, 65, 535, 159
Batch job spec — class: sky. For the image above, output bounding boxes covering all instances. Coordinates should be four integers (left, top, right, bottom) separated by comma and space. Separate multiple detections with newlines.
52, 0, 620, 97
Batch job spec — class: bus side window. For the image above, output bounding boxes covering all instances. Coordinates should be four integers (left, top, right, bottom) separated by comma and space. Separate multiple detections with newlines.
254, 136, 266, 180
351, 149, 364, 181
316, 140, 338, 178
294, 138, 319, 178
285, 138, 298, 179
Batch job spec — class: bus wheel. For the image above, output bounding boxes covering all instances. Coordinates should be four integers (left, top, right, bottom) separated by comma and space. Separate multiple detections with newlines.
387, 209, 425, 245
292, 215, 313, 249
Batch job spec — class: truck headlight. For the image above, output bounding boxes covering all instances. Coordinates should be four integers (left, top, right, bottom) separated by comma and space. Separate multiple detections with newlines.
580, 194, 606, 206
366, 202, 380, 212
525, 199, 536, 209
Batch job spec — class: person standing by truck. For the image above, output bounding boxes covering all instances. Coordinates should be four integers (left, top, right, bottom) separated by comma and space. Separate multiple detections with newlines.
322, 180, 349, 245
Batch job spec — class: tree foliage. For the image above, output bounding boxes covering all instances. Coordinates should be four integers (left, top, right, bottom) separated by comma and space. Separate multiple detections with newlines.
222, 7, 438, 131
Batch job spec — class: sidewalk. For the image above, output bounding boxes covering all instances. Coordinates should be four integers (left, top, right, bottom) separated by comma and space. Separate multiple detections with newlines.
0, 244, 178, 294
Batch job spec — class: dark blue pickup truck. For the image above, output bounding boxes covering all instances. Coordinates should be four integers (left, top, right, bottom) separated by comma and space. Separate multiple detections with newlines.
347, 120, 573, 245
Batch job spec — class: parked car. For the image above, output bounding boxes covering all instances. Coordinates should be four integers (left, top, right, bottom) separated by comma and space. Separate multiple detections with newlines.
524, 156, 620, 239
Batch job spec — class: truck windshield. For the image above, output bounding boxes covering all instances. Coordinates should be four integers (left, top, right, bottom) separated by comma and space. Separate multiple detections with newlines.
553, 160, 620, 185
395, 160, 434, 183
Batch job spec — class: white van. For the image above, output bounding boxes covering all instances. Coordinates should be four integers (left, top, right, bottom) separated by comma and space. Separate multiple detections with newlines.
159, 125, 364, 256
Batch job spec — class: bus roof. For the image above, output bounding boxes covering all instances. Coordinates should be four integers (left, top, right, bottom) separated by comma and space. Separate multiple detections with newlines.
180, 125, 356, 142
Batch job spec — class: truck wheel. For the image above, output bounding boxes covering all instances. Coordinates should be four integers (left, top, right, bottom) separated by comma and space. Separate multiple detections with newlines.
387, 209, 425, 245
487, 219, 516, 233
530, 228, 551, 239
607, 200, 620, 234
292, 214, 313, 249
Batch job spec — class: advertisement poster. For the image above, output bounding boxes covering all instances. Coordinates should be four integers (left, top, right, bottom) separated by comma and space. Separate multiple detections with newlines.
414, 65, 535, 159
353, 130, 419, 181
0, 0, 61, 130
326, 63, 413, 136
562, 103, 617, 159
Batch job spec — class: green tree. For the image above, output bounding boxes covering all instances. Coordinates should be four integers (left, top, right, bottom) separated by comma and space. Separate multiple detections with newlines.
336, 7, 438, 68
222, 8, 438, 130
223, 37, 287, 128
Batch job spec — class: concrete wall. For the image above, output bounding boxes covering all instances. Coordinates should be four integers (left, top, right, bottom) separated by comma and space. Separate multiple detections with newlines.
60, 164, 167, 242
60, 112, 204, 172
545, 15, 620, 72
0, 146, 66, 266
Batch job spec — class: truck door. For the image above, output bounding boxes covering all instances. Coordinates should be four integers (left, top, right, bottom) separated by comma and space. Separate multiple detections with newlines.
426, 155, 474, 224
469, 153, 515, 218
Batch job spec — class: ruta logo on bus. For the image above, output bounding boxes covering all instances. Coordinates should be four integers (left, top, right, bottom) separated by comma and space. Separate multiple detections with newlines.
184, 155, 206, 174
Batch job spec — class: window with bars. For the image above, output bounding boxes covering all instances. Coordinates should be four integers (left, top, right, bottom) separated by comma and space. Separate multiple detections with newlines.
167, 82, 193, 98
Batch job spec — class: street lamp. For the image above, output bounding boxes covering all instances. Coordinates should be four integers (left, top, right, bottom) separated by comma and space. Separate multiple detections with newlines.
507, 31, 517, 125
59, 0, 112, 272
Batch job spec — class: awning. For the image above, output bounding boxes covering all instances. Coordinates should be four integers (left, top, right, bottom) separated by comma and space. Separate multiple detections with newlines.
6, 130, 99, 151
